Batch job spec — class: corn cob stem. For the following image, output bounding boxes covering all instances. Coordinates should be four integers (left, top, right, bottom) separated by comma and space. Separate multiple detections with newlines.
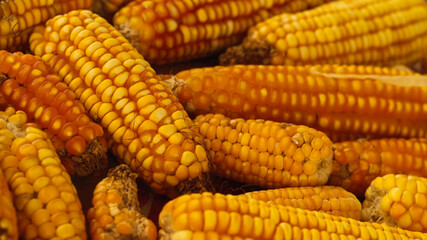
0, 168, 17, 240
29, 10, 211, 197
164, 64, 427, 141
220, 0, 427, 66
0, 50, 108, 176
0, 107, 86, 239
87, 164, 157, 240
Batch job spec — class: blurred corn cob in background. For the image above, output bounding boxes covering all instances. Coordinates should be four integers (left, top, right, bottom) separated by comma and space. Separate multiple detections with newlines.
362, 174, 427, 233
0, 0, 94, 51
330, 138, 427, 197
0, 50, 108, 176
113, 0, 336, 65
194, 113, 333, 188
0, 107, 86, 239
87, 164, 157, 240
0, 166, 17, 240
241, 185, 362, 220
29, 10, 211, 197
158, 192, 427, 240
164, 64, 427, 141
220, 0, 427, 66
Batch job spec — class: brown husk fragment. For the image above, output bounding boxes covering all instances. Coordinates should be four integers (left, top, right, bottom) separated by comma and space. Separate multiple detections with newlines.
219, 39, 273, 65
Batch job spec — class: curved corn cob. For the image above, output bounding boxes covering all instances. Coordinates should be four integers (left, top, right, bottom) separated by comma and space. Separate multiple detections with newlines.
164, 64, 427, 141
113, 0, 336, 65
0, 50, 108, 176
29, 10, 211, 196
362, 174, 427, 233
0, 107, 86, 239
329, 138, 427, 197
0, 0, 94, 51
0, 168, 17, 240
194, 113, 333, 188
159, 192, 427, 240
219, 0, 427, 66
87, 164, 157, 240
242, 186, 361, 220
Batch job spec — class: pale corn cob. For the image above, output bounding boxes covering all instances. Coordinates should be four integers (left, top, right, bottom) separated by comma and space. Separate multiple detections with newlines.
0, 107, 86, 239
164, 64, 426, 141
87, 164, 157, 240
220, 0, 427, 66
29, 10, 211, 197
194, 113, 333, 188
329, 138, 427, 197
113, 0, 336, 65
158, 192, 427, 240
362, 174, 427, 233
241, 186, 362, 220
0, 0, 94, 51
0, 168, 17, 240
0, 50, 108, 176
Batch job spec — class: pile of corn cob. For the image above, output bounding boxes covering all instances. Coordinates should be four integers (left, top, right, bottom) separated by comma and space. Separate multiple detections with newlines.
2, 0, 427, 239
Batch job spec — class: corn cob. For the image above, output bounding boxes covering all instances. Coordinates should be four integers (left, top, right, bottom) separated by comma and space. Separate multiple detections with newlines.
164, 64, 427, 141
329, 138, 427, 197
0, 168, 17, 240
29, 10, 211, 197
362, 174, 427, 233
220, 0, 427, 66
87, 164, 157, 240
112, 0, 336, 65
0, 0, 94, 51
0, 107, 86, 239
193, 113, 333, 188
158, 192, 427, 240
0, 50, 108, 176
241, 186, 362, 220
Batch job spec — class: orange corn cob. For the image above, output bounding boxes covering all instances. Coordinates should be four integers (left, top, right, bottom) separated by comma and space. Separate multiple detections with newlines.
113, 0, 336, 65
158, 192, 427, 240
0, 107, 86, 239
0, 0, 94, 51
194, 113, 333, 188
0, 50, 108, 176
362, 174, 427, 233
29, 10, 211, 197
241, 186, 362, 220
220, 0, 427, 66
164, 64, 427, 141
0, 168, 18, 240
87, 164, 157, 240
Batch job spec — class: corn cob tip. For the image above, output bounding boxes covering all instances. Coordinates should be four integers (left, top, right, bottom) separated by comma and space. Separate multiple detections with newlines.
219, 39, 272, 65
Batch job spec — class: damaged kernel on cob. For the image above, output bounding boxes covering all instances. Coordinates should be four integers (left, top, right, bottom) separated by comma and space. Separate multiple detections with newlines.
113, 0, 337, 65
329, 138, 427, 197
194, 113, 333, 188
29, 10, 211, 196
0, 107, 86, 240
0, 167, 17, 240
362, 174, 427, 233
0, 50, 108, 176
219, 0, 427, 66
165, 64, 427, 141
0, 0, 94, 51
87, 164, 157, 240
158, 192, 427, 240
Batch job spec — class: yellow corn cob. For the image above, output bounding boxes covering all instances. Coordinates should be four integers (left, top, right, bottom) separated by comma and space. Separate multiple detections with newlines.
194, 113, 333, 188
0, 50, 108, 176
158, 192, 427, 240
220, 0, 427, 66
329, 138, 427, 197
362, 174, 427, 233
242, 186, 362, 220
87, 164, 157, 240
29, 10, 211, 197
92, 0, 132, 20
0, 0, 94, 51
112, 0, 336, 65
164, 64, 427, 141
0, 168, 17, 240
0, 107, 86, 239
